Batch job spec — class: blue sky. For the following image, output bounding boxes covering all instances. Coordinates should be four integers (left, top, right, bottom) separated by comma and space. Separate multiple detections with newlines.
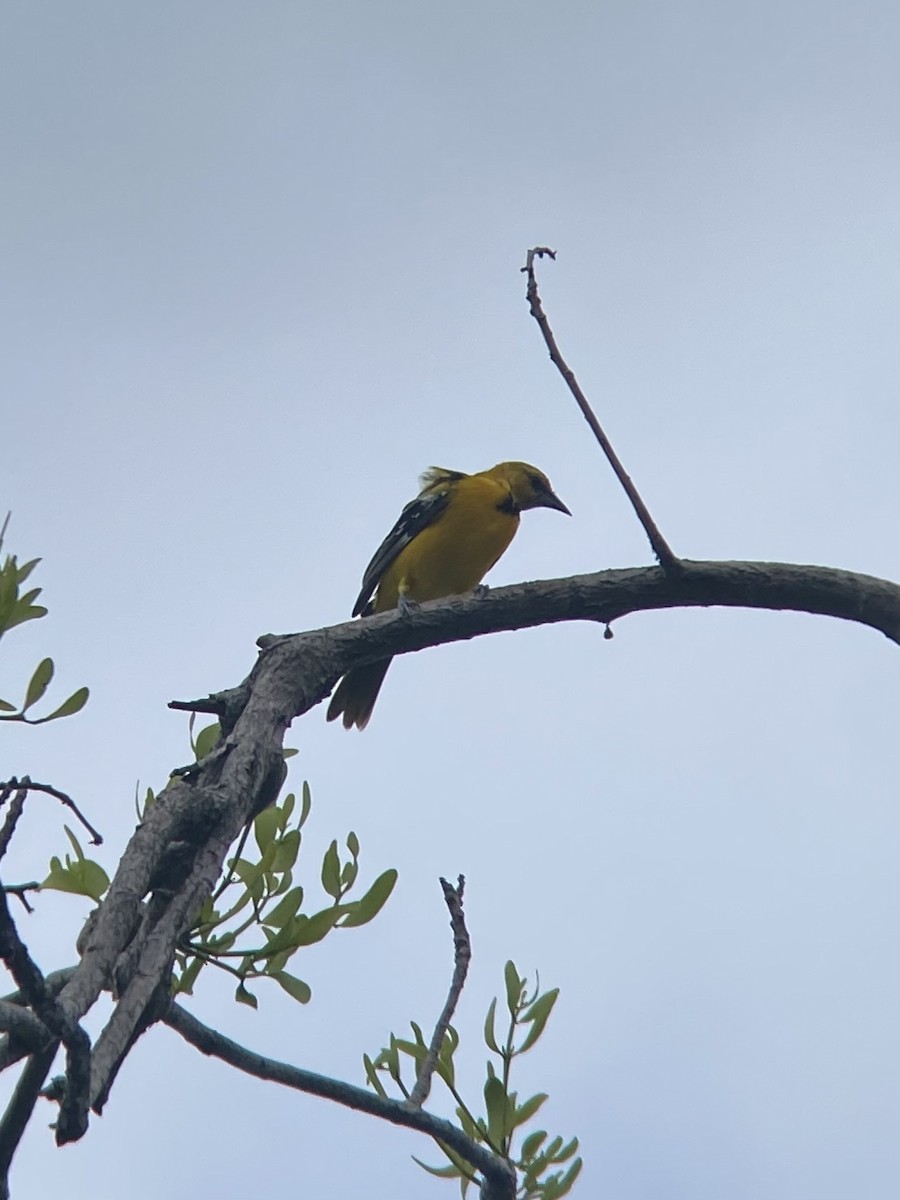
2, 3, 899, 1197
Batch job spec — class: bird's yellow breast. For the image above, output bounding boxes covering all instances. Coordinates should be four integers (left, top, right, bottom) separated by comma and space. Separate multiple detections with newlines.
374, 474, 519, 611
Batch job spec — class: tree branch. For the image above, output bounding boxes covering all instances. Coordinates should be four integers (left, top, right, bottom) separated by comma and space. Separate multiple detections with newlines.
409, 875, 471, 1108
522, 246, 680, 570
0, 1001, 51, 1056
0, 779, 103, 847
0, 784, 28, 862
0, 1041, 59, 1198
0, 888, 91, 1144
0, 969, 76, 1072
163, 1002, 516, 1200
45, 558, 895, 1147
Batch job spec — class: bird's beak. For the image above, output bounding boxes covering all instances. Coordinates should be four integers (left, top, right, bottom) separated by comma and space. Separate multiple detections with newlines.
538, 489, 571, 516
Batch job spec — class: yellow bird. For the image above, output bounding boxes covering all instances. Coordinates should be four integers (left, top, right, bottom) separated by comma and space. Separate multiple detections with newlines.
326, 461, 570, 729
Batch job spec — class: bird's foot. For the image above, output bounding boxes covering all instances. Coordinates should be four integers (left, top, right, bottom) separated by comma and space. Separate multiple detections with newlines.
398, 593, 421, 616
472, 583, 490, 599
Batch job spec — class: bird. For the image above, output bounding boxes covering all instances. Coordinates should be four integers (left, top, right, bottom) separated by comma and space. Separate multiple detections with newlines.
326, 461, 570, 729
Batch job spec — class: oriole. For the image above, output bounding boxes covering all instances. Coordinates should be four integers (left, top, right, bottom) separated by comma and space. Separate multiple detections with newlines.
326, 461, 570, 729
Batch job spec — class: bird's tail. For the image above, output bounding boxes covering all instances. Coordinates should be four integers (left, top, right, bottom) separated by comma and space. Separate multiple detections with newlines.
326, 659, 393, 730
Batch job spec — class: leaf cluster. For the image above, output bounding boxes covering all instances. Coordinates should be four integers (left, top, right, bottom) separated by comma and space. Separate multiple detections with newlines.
0, 522, 89, 724
365, 962, 581, 1198
43, 827, 110, 902
174, 767, 397, 1009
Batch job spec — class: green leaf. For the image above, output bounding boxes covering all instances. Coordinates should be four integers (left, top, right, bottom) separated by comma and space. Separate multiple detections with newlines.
0, 697, 16, 712
1, 587, 48, 633
320, 840, 341, 899
483, 996, 500, 1053
430, 1140, 478, 1186
280, 791, 295, 825
64, 826, 85, 860
271, 828, 301, 874
435, 1140, 476, 1177
543, 1136, 563, 1160
455, 1105, 479, 1141
235, 982, 258, 1009
15, 558, 40, 585
393, 1038, 426, 1063
299, 780, 312, 826
384, 1038, 401, 1082
432, 1055, 455, 1089
230, 857, 261, 887
484, 1073, 509, 1147
265, 885, 304, 928
205, 930, 237, 953
551, 1136, 579, 1164
282, 746, 299, 758
272, 868, 294, 896
338, 868, 397, 927
513, 1092, 548, 1128
363, 1054, 388, 1099
519, 1129, 548, 1161
518, 988, 559, 1054
254, 805, 280, 854
346, 830, 360, 858
40, 686, 89, 722
273, 971, 311, 1004
553, 1156, 583, 1197
274, 905, 340, 950
76, 860, 110, 902
194, 721, 220, 761
42, 857, 109, 901
174, 954, 205, 996
504, 960, 522, 1015
411, 1158, 462, 1180
23, 658, 54, 711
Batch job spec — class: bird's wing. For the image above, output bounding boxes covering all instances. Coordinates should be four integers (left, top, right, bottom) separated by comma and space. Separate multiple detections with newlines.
351, 476, 462, 616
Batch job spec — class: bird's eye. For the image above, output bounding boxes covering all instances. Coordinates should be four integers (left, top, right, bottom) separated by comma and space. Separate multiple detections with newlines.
529, 474, 548, 492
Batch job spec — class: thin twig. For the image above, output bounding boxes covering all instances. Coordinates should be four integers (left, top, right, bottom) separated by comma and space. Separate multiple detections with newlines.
168, 697, 225, 714
0, 884, 41, 915
0, 785, 28, 862
408, 875, 471, 1109
522, 246, 680, 570
0, 778, 103, 846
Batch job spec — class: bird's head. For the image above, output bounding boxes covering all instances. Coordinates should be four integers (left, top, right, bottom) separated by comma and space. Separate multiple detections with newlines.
491, 461, 571, 515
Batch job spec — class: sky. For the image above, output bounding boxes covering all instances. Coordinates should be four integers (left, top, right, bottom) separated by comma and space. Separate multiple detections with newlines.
2, 2, 899, 1197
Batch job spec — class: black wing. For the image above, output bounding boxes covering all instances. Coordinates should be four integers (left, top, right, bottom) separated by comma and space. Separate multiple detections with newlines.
351, 486, 452, 616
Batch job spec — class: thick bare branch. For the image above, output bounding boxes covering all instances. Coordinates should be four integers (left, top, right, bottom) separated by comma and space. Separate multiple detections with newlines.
0, 888, 91, 1144
0, 969, 76, 1072
0, 1041, 58, 1197
250, 562, 899, 718
44, 558, 895, 1146
0, 1001, 51, 1056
